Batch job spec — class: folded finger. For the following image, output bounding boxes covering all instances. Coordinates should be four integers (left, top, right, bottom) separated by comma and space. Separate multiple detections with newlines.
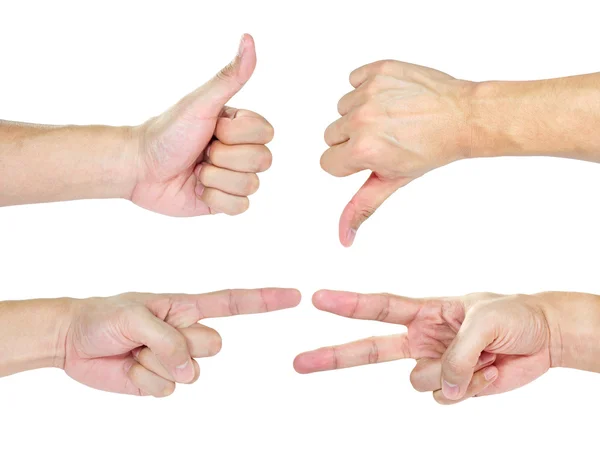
320, 142, 363, 177
127, 362, 176, 398
410, 353, 496, 392
198, 164, 260, 197
134, 347, 201, 384
294, 334, 409, 374
199, 187, 250, 215
324, 117, 350, 147
126, 308, 194, 383
182, 323, 223, 357
135, 323, 221, 359
433, 365, 498, 405
216, 108, 274, 145
337, 90, 367, 116
208, 140, 272, 172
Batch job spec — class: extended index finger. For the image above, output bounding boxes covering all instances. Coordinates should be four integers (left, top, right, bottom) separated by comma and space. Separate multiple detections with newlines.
151, 288, 302, 328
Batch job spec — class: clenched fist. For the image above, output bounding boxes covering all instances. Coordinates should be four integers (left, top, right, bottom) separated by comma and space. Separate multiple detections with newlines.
322, 60, 475, 246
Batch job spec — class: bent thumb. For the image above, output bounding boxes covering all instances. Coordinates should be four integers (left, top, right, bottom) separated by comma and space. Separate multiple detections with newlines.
441, 312, 495, 400
339, 173, 411, 247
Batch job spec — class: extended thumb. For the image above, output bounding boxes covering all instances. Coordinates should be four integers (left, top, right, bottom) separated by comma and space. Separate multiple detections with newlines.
339, 173, 410, 247
199, 33, 256, 113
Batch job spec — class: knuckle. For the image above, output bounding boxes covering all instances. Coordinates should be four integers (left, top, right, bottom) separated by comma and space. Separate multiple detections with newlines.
199, 186, 216, 204
136, 347, 152, 366
227, 198, 250, 216
433, 392, 451, 406
443, 354, 468, 377
244, 174, 260, 195
362, 79, 380, 96
255, 148, 273, 172
207, 142, 222, 163
124, 303, 149, 325
263, 122, 275, 143
163, 334, 187, 359
355, 204, 377, 226
376, 59, 395, 73
350, 104, 376, 125
324, 124, 337, 146
128, 364, 144, 383
159, 382, 176, 398
198, 165, 212, 185
319, 153, 339, 177
409, 369, 427, 392
216, 62, 235, 82
352, 136, 377, 158
209, 331, 223, 356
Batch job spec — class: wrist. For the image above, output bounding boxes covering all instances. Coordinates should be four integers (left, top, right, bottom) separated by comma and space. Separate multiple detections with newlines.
536, 291, 600, 372
468, 80, 529, 159
49, 298, 78, 370
0, 298, 75, 376
109, 125, 142, 200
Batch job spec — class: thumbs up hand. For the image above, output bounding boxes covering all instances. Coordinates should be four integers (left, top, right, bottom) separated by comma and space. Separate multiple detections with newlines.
322, 60, 476, 246
130, 34, 274, 216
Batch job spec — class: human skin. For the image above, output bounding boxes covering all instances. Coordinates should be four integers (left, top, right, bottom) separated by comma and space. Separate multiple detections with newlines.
323, 61, 600, 246
0, 288, 300, 397
294, 290, 600, 404
0, 34, 273, 216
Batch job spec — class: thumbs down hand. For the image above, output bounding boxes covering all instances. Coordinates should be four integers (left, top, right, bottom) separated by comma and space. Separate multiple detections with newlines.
322, 60, 475, 246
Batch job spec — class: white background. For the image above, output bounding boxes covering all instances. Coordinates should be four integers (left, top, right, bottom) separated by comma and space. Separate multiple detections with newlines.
1, 0, 599, 457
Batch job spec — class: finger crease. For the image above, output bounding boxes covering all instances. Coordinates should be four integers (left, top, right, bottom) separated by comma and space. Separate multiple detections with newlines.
368, 339, 380, 365
332, 347, 340, 370
376, 295, 391, 322
228, 289, 240, 316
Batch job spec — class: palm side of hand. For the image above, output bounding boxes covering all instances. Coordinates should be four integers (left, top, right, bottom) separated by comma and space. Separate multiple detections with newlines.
294, 290, 551, 401
130, 110, 217, 217
64, 295, 156, 394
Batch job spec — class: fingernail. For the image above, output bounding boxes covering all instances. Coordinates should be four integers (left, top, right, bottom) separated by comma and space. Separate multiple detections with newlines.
195, 182, 204, 197
346, 228, 356, 246
483, 366, 498, 381
478, 352, 495, 365
132, 348, 141, 360
175, 360, 193, 383
442, 380, 460, 399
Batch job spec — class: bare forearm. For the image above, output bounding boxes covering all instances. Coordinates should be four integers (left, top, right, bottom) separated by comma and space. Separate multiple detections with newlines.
471, 73, 600, 162
0, 121, 138, 206
0, 298, 71, 377
539, 291, 600, 373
